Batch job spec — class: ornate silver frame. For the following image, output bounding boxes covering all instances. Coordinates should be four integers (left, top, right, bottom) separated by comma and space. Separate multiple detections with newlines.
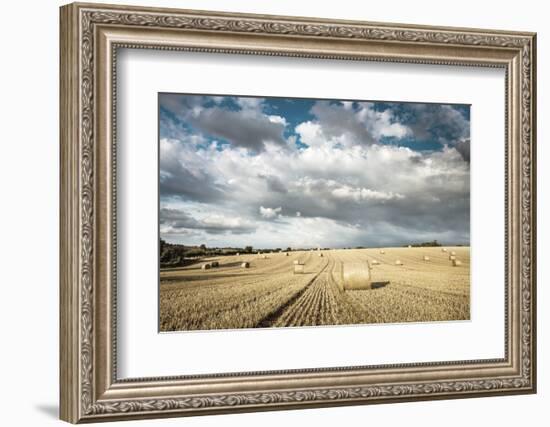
60, 2, 536, 423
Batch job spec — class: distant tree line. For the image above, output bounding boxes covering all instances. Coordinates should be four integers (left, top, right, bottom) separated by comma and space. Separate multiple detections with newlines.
403, 240, 442, 248
160, 240, 280, 268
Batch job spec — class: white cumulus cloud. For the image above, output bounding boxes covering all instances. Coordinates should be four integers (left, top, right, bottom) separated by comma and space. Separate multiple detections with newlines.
259, 206, 282, 219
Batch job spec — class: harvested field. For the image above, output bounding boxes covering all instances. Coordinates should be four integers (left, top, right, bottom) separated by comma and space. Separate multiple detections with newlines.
159, 247, 470, 331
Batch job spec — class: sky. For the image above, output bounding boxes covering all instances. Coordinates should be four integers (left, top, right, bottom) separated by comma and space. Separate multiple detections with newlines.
159, 93, 470, 249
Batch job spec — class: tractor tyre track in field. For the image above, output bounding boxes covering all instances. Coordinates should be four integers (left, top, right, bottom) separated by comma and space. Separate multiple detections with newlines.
256, 258, 330, 328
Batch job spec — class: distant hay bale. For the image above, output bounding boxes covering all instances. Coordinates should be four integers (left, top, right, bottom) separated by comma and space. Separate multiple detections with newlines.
442, 248, 447, 252
236, 253, 240, 256
210, 261, 219, 267
452, 259, 462, 267
371, 260, 380, 265
262, 255, 268, 259
201, 263, 211, 270
408, 245, 412, 248
423, 256, 430, 261
449, 255, 456, 261
294, 264, 305, 274
241, 262, 250, 268
343, 262, 372, 290
285, 252, 289, 256
395, 260, 403, 265
293, 260, 301, 265
451, 251, 456, 256
380, 250, 385, 254
319, 253, 323, 257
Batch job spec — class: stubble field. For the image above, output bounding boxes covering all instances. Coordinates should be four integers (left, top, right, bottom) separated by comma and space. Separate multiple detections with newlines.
159, 247, 470, 332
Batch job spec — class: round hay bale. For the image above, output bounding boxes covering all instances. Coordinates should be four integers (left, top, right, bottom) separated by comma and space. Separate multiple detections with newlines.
236, 253, 240, 256
423, 256, 430, 261
452, 259, 462, 267
395, 260, 403, 265
201, 263, 211, 270
293, 264, 305, 274
241, 262, 250, 268
449, 255, 456, 261
442, 248, 448, 252
343, 262, 372, 290
371, 260, 380, 265
319, 253, 323, 257
450, 251, 456, 256
408, 245, 412, 248
285, 252, 289, 256
380, 250, 385, 254
210, 261, 219, 267
293, 260, 302, 265
262, 255, 268, 259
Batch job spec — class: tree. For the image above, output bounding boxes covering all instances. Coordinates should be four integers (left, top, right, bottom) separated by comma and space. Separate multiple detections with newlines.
244, 246, 253, 253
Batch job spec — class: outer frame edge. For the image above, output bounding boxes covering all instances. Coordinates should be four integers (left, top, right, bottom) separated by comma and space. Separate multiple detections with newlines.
60, 2, 537, 423
60, 3, 81, 424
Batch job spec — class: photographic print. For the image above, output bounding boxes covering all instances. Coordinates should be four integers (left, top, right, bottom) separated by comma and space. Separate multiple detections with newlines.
159, 93, 471, 332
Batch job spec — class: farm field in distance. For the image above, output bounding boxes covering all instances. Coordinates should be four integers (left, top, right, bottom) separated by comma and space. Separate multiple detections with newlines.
159, 246, 470, 332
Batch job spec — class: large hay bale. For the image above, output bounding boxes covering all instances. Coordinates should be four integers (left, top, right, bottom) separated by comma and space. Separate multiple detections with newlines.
423, 256, 430, 261
319, 253, 323, 257
452, 259, 462, 267
380, 250, 385, 254
395, 260, 403, 265
236, 253, 240, 256
241, 262, 250, 268
450, 251, 456, 256
408, 245, 412, 248
285, 252, 289, 256
210, 261, 219, 267
442, 248, 448, 252
294, 264, 305, 274
449, 255, 456, 261
262, 255, 268, 259
343, 262, 372, 290
201, 263, 211, 270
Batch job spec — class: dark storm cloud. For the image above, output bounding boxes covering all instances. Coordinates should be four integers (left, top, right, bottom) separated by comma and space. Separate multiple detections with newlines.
271, 175, 467, 239
399, 103, 470, 145
258, 174, 288, 194
159, 139, 226, 202
160, 162, 225, 203
310, 101, 375, 145
455, 138, 471, 162
160, 93, 288, 153
190, 107, 287, 152
160, 208, 256, 235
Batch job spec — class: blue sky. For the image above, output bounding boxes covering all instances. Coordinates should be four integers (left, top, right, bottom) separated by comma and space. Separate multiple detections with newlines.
159, 94, 470, 249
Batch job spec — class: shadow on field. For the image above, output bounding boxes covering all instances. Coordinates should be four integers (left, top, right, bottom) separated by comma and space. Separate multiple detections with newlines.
216, 261, 249, 268
161, 273, 256, 283
371, 281, 390, 289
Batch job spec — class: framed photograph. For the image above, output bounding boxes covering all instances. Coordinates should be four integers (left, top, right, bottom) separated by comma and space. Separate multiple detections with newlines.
60, 2, 537, 423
